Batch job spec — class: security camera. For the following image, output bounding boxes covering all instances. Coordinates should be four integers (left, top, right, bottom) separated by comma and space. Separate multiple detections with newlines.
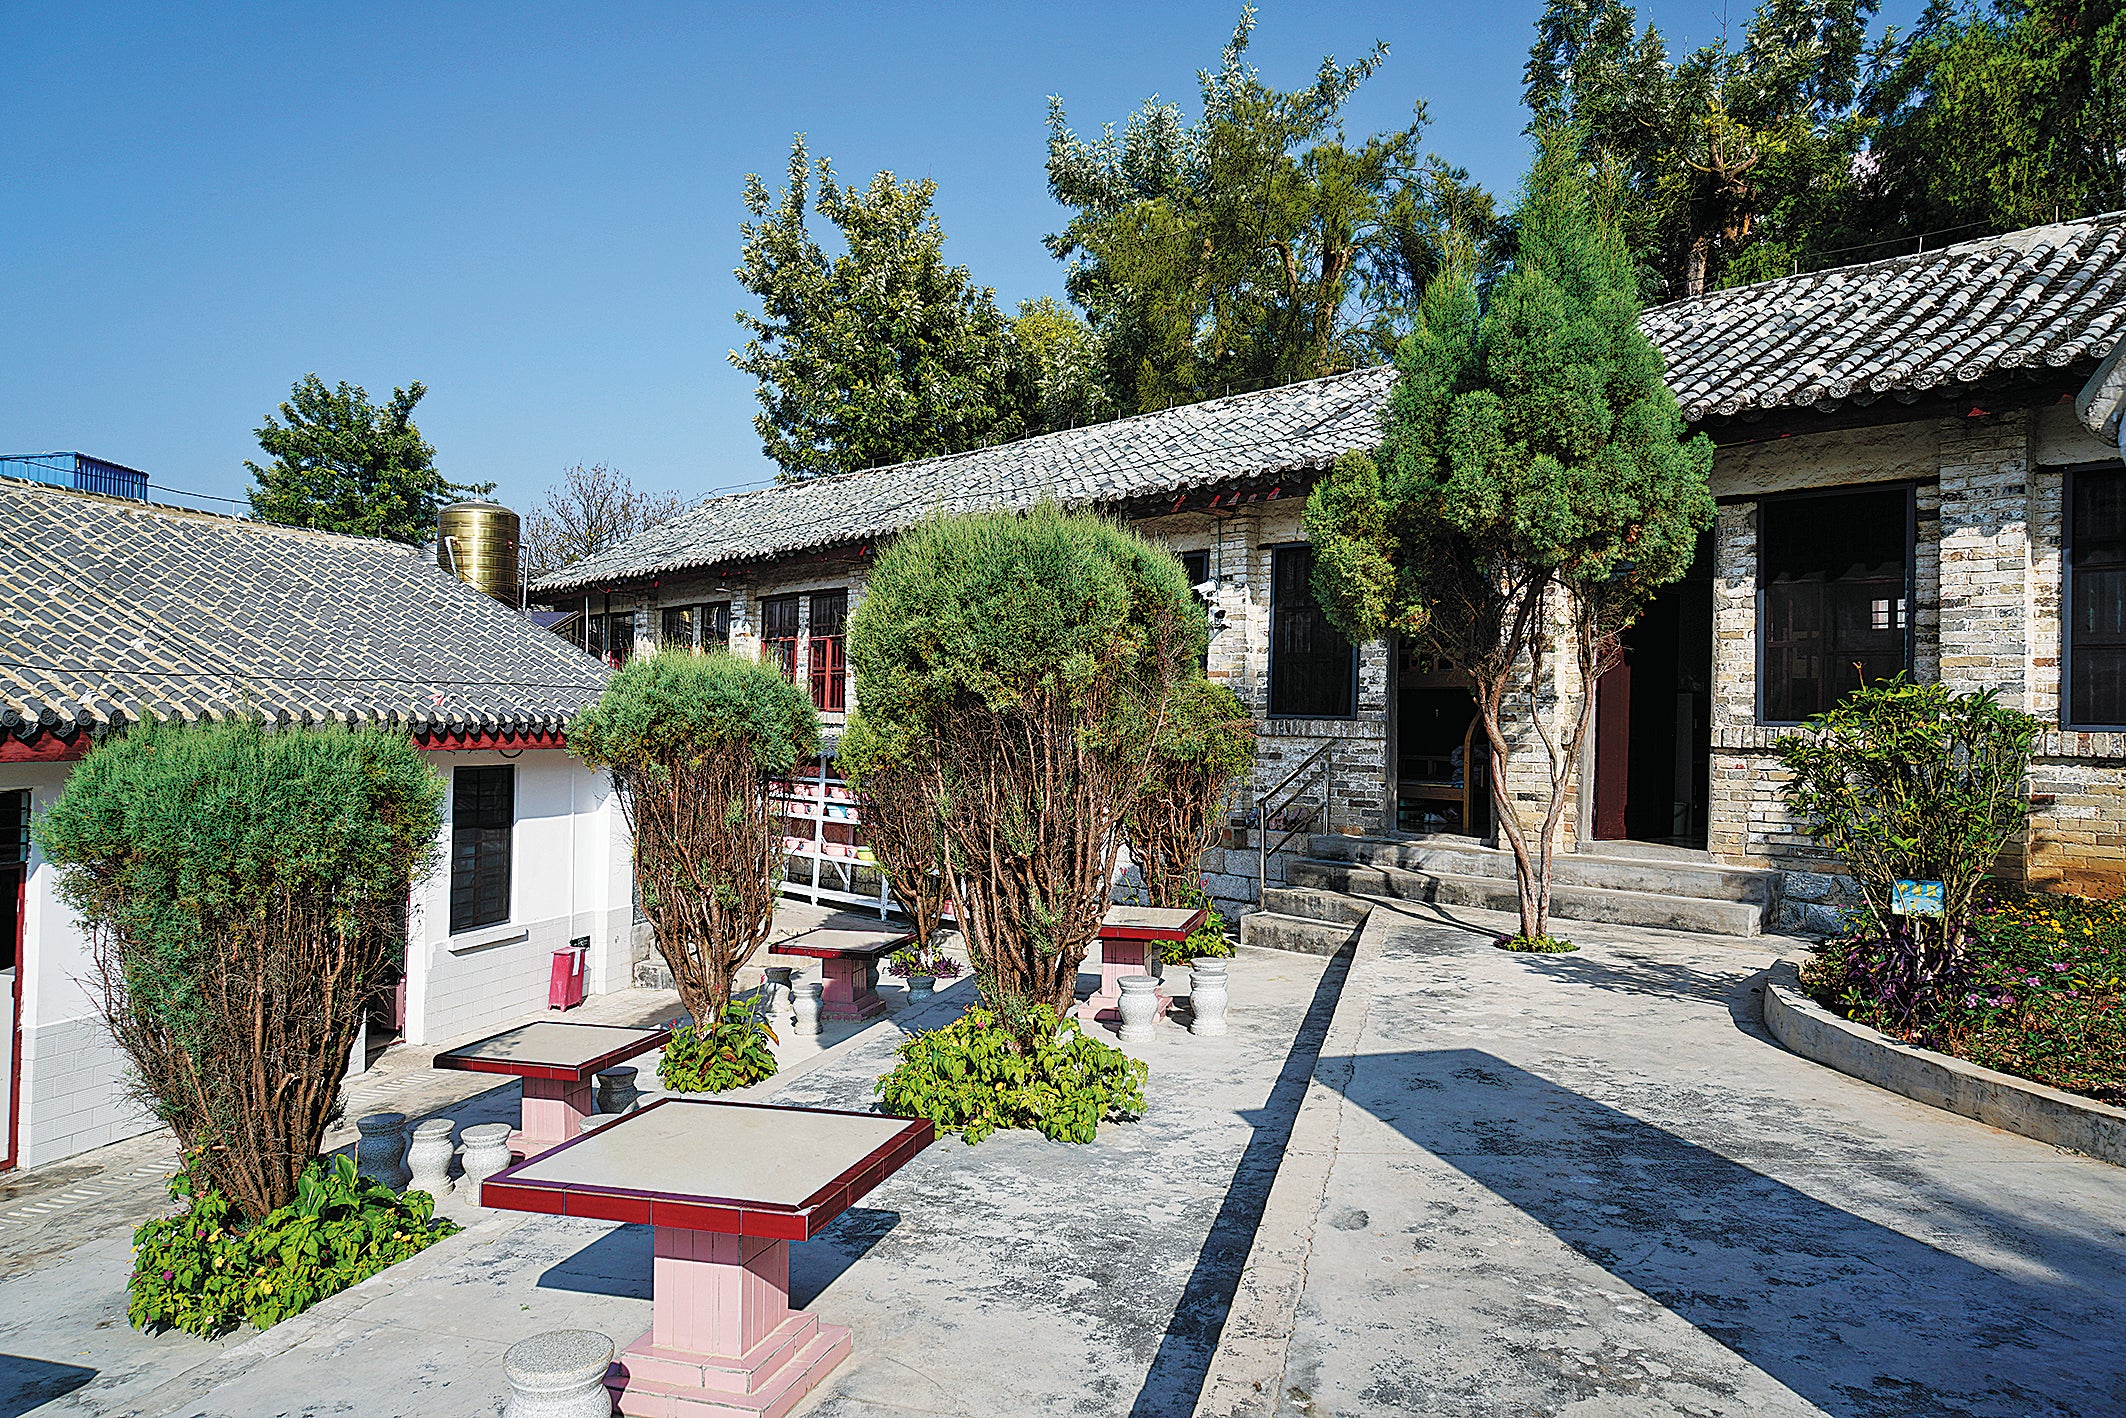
1191, 579, 1219, 599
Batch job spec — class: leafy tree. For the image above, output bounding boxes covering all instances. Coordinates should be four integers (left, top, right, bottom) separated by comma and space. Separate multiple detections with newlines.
1306, 136, 1713, 944
846, 506, 1202, 1038
840, 710, 950, 956
1123, 677, 1256, 908
1008, 296, 1113, 431
732, 135, 1027, 480
1046, 7, 1493, 414
523, 462, 689, 581
1527, 0, 1879, 295
1860, 0, 2125, 241
246, 375, 491, 543
567, 650, 820, 1023
34, 721, 443, 1221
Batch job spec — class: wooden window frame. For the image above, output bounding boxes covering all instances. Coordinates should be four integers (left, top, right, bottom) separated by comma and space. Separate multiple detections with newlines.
807, 590, 849, 713
1754, 483, 1917, 726
760, 595, 802, 681
448, 765, 514, 935
2064, 461, 2126, 731
1268, 543, 1357, 719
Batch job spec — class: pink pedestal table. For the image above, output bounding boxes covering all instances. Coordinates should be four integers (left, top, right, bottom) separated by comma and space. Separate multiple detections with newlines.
433, 1020, 670, 1158
1077, 904, 1206, 1024
482, 1098, 934, 1417
774, 926, 912, 1022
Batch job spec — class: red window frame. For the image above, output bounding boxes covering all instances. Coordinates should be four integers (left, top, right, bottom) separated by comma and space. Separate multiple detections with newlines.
760, 595, 801, 681
808, 591, 848, 712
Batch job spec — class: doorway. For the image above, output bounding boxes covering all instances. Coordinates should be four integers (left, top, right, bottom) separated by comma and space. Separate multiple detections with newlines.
1395, 644, 1488, 837
1593, 535, 1713, 848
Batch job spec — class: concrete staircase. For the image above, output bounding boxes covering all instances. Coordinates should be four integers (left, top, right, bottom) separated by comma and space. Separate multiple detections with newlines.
1239, 884, 1375, 955
1258, 833, 1780, 939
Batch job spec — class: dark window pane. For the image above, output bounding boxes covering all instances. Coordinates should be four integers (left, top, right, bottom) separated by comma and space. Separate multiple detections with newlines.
808, 591, 848, 712
661, 605, 696, 647
1269, 545, 1355, 717
705, 602, 732, 648
761, 595, 801, 680
2071, 468, 2126, 726
604, 613, 636, 667
449, 766, 514, 933
1759, 488, 1910, 722
0, 789, 27, 866
1181, 551, 1212, 669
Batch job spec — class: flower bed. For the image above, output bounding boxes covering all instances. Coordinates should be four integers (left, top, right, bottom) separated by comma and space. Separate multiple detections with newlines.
1803, 886, 2126, 1106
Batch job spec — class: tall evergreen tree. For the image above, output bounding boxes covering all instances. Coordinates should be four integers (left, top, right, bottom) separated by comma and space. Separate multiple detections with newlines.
245, 376, 489, 544
732, 136, 1028, 480
1046, 7, 1492, 414
1305, 134, 1714, 943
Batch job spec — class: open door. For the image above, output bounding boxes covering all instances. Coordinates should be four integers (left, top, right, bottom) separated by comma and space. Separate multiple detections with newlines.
1592, 534, 1713, 848
1395, 644, 1488, 837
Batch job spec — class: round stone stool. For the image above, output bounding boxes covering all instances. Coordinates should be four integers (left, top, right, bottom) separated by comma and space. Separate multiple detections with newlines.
764, 965, 795, 1019
459, 1123, 514, 1196
502, 1328, 614, 1417
1117, 975, 1161, 1042
791, 980, 824, 1037
593, 1065, 639, 1115
406, 1118, 456, 1197
354, 1112, 410, 1190
1188, 958, 1230, 1036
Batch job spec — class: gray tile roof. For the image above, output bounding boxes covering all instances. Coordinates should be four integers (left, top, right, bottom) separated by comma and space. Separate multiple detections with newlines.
2, 478, 609, 747
537, 212, 2126, 596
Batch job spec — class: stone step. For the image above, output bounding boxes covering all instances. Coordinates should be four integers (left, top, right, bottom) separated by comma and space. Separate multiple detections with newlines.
1261, 885, 1373, 926
1239, 910, 1362, 956
1286, 858, 1766, 937
1307, 834, 1776, 906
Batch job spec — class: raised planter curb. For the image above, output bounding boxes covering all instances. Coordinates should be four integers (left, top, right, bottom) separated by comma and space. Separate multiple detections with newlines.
1762, 959, 2126, 1167
1191, 916, 1381, 1418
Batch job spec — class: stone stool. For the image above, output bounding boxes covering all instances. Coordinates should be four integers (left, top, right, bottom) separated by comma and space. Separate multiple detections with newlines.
763, 965, 795, 1020
1189, 958, 1230, 1036
791, 980, 824, 1037
502, 1328, 615, 1418
406, 1118, 455, 1197
593, 1065, 639, 1115
1117, 975, 1161, 1042
459, 1123, 514, 1196
354, 1112, 410, 1190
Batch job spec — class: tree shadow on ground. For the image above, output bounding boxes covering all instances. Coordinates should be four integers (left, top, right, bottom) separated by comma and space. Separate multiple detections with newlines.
0, 1355, 94, 1418
1122, 942, 1354, 1418
533, 1206, 900, 1308
1330, 1047, 2126, 1417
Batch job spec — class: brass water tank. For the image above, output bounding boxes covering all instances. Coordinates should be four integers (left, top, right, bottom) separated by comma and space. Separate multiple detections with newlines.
436, 500, 521, 605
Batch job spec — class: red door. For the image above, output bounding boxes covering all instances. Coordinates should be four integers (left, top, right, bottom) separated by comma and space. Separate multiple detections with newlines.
1592, 662, 1631, 841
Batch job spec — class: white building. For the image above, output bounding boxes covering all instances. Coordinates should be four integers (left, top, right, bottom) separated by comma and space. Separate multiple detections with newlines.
0, 479, 632, 1172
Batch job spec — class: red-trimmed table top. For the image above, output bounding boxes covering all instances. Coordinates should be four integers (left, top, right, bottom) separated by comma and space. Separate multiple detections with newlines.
433, 1020, 671, 1083
773, 926, 914, 962
481, 1098, 934, 1240
1099, 905, 1207, 943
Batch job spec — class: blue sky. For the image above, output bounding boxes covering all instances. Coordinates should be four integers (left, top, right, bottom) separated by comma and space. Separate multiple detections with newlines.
2, 2, 1922, 517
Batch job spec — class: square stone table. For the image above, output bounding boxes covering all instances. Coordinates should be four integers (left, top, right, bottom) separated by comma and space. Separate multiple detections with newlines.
1078, 904, 1206, 1024
774, 925, 913, 1022
433, 1020, 670, 1157
482, 1098, 935, 1417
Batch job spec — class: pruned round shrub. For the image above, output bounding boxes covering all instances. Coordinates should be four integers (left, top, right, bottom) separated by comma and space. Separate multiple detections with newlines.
569, 649, 820, 1024
875, 1005, 1148, 1144
657, 999, 780, 1093
129, 1152, 457, 1337
847, 505, 1201, 1033
34, 721, 443, 1221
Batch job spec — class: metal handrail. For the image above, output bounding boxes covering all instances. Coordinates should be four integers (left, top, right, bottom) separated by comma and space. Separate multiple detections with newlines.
1256, 740, 1336, 902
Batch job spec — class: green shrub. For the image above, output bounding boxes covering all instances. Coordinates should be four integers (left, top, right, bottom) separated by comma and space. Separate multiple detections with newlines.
1125, 678, 1255, 909
875, 1005, 1148, 1144
569, 650, 820, 1024
1778, 677, 2040, 933
129, 1153, 457, 1338
1497, 933, 1578, 953
34, 721, 443, 1221
1161, 898, 1234, 966
847, 505, 1201, 1036
657, 999, 780, 1093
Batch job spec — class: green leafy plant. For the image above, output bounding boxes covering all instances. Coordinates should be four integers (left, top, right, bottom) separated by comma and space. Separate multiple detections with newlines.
875, 1005, 1148, 1145
129, 1153, 457, 1338
1497, 933, 1578, 954
1161, 895, 1234, 966
34, 720, 443, 1221
1779, 677, 2041, 933
657, 999, 780, 1094
569, 650, 820, 1024
1125, 679, 1255, 911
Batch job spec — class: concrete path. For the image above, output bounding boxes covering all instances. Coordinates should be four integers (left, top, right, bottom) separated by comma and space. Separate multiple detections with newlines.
1245, 900, 2126, 1418
17, 945, 1337, 1416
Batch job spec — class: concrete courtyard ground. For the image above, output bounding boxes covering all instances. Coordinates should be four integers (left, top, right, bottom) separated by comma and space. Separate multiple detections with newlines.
1216, 899, 2126, 1418
7, 900, 2125, 1418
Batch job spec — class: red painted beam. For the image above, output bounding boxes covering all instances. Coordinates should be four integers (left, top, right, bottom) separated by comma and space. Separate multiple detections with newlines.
0, 735, 88, 764
415, 729, 570, 753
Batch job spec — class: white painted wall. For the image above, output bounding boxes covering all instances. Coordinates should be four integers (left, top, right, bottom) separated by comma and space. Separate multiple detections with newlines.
3, 762, 155, 1169
403, 748, 632, 1050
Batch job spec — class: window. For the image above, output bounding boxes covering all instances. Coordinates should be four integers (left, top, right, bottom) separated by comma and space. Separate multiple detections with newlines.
589, 612, 636, 668
1181, 550, 1212, 669
661, 605, 697, 648
584, 614, 605, 661
1269, 544, 1355, 717
808, 590, 849, 712
761, 595, 801, 680
1758, 486, 1912, 723
2068, 465, 2126, 727
704, 601, 732, 650
0, 789, 22, 974
449, 766, 514, 934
